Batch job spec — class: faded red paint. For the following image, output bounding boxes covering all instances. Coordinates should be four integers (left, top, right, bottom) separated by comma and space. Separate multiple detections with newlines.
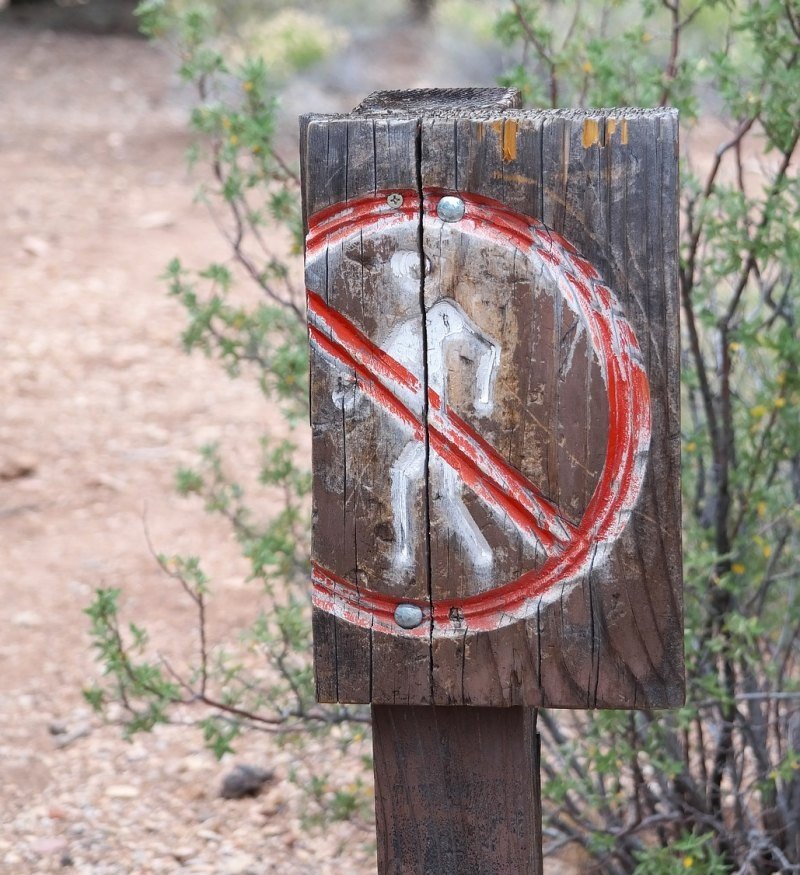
306, 189, 419, 259
307, 189, 651, 636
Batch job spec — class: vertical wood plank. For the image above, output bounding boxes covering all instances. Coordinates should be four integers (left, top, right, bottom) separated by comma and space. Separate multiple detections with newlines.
302, 112, 433, 704
372, 704, 542, 875
417, 108, 681, 709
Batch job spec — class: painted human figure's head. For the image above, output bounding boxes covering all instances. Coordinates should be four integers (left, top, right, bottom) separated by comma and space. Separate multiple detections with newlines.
389, 250, 431, 294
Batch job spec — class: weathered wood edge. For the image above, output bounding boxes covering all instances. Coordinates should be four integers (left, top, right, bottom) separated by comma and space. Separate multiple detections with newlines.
354, 86, 523, 115
302, 106, 680, 124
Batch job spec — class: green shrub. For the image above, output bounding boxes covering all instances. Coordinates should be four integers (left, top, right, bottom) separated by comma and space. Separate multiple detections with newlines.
499, 1, 800, 871
85, 0, 368, 824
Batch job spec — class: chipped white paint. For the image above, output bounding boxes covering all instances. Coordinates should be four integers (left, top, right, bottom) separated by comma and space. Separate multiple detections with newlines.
425, 299, 499, 415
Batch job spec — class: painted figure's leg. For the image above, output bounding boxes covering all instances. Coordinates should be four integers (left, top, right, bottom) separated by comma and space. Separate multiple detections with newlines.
440, 462, 493, 568
390, 441, 426, 567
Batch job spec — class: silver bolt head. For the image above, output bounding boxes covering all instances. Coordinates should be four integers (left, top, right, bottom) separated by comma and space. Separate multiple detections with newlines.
436, 195, 465, 222
394, 603, 424, 629
386, 192, 404, 208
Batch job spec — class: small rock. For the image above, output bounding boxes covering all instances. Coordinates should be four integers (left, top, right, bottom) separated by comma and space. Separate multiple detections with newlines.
31, 836, 67, 856
179, 753, 207, 773
53, 723, 90, 750
105, 784, 139, 799
0, 453, 37, 480
22, 235, 50, 257
219, 764, 275, 800
136, 211, 175, 230
222, 853, 256, 874
124, 743, 148, 762
87, 472, 125, 492
49, 722, 68, 736
12, 611, 42, 627
60, 853, 74, 868
171, 846, 195, 863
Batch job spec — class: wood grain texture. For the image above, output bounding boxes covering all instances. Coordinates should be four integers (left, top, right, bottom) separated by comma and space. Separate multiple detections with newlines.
372, 704, 542, 875
304, 113, 432, 704
302, 90, 683, 709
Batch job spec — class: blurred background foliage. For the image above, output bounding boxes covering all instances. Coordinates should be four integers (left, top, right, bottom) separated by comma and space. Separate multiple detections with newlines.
81, 0, 800, 871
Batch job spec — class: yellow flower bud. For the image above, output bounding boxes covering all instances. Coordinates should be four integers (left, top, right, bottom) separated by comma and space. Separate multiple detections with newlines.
732, 563, 746, 575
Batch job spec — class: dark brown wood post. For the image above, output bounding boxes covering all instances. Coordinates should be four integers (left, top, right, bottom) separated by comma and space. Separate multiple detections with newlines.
301, 89, 683, 874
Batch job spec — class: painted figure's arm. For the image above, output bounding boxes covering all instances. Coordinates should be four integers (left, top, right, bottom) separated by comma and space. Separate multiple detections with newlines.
473, 336, 499, 414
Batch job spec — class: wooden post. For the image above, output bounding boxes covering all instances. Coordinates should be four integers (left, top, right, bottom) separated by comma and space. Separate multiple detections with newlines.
301, 89, 682, 873
372, 705, 542, 874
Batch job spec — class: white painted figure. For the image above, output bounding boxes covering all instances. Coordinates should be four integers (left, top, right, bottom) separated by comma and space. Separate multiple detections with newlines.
379, 250, 501, 570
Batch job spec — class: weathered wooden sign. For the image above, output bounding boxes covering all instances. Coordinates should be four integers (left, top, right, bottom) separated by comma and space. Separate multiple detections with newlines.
301, 88, 683, 712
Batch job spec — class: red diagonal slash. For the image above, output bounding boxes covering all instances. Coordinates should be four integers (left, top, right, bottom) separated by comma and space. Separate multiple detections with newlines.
308, 291, 574, 552
307, 188, 651, 635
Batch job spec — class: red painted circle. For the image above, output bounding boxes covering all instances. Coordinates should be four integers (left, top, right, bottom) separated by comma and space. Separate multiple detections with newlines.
307, 189, 651, 635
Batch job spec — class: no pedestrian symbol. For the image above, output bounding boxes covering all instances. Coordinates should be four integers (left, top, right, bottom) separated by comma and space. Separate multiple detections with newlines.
306, 189, 651, 637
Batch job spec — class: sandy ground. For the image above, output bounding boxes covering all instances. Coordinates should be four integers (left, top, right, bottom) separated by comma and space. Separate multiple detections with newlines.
0, 14, 531, 875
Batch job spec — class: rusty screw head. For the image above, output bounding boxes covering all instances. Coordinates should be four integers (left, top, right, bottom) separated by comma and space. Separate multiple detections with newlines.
386, 192, 404, 208
394, 603, 424, 629
436, 195, 465, 222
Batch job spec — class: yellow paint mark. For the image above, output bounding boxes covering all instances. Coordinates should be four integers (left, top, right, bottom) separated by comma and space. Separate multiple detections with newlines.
582, 119, 600, 149
490, 120, 503, 136
502, 119, 518, 162
621, 119, 629, 145
606, 118, 617, 142
476, 122, 485, 144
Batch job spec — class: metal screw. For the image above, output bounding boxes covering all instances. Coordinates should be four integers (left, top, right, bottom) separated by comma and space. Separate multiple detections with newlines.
386, 192, 404, 208
436, 195, 465, 223
394, 603, 424, 629
449, 606, 464, 624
